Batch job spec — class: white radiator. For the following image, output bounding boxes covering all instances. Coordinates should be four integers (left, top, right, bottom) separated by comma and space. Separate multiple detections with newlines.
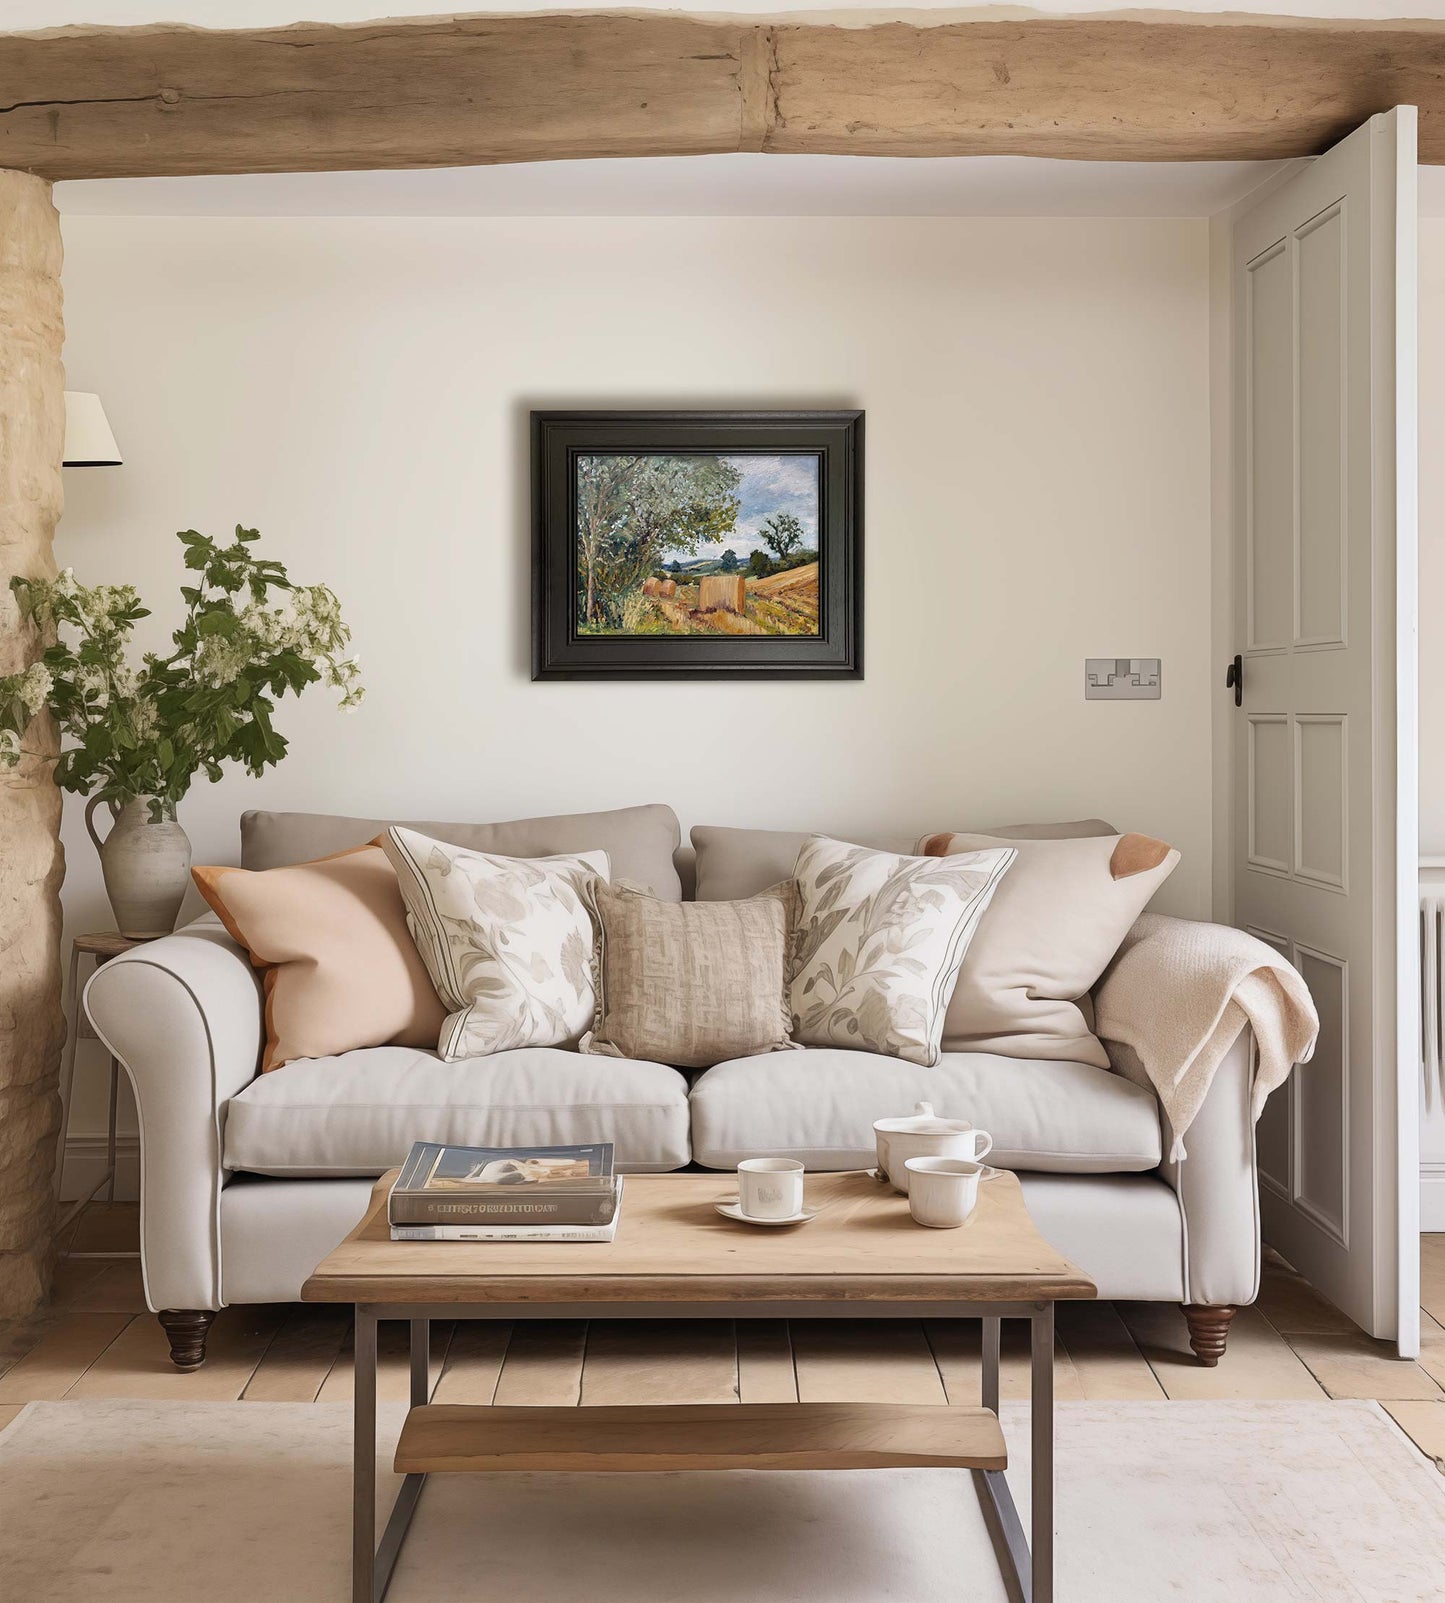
1421, 867, 1445, 1114
1420, 863, 1445, 1228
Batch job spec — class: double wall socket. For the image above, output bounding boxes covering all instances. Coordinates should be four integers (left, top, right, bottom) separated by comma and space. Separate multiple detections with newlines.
1085, 658, 1161, 700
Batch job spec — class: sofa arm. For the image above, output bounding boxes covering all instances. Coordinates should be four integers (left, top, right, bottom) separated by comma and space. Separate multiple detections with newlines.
1108, 1028, 1260, 1308
84, 916, 263, 1312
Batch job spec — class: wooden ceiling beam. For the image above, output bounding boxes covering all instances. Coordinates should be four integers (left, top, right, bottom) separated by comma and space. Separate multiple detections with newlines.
2, 11, 1444, 181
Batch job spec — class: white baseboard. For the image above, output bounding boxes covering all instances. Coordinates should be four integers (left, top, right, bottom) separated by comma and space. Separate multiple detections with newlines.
1422, 1163, 1445, 1233
59, 1133, 139, 1205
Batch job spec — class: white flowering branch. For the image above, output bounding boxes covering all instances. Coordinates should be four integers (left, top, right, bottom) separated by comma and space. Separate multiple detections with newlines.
0, 526, 363, 812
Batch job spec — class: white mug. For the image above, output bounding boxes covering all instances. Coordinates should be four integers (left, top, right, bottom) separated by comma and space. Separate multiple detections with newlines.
737, 1158, 805, 1220
905, 1156, 985, 1229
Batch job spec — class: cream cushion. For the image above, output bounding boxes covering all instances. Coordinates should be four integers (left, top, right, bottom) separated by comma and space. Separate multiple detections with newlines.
240, 801, 684, 897
691, 818, 1115, 903
923, 831, 1180, 1068
790, 836, 1014, 1066
688, 1047, 1162, 1173
381, 827, 606, 1060
192, 846, 445, 1072
582, 880, 798, 1069
223, 1044, 691, 1176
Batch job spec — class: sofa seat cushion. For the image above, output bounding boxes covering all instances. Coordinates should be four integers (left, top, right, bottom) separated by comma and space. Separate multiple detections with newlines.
688, 1048, 1161, 1174
224, 1046, 691, 1177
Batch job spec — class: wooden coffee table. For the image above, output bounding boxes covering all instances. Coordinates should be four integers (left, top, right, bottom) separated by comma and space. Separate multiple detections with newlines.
303, 1168, 1095, 1603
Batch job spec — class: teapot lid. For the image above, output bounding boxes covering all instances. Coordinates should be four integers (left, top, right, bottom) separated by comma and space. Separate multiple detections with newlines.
873, 1100, 974, 1135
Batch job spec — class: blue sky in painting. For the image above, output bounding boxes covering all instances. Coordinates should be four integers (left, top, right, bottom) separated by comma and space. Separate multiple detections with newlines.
661, 454, 820, 562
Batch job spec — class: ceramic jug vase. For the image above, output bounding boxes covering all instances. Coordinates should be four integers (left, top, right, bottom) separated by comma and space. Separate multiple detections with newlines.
86, 796, 192, 939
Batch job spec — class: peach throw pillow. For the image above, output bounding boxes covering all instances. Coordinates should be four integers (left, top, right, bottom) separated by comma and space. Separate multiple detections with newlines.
193, 846, 445, 1072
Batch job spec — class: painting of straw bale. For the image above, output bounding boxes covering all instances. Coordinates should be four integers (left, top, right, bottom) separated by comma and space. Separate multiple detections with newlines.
575, 453, 821, 637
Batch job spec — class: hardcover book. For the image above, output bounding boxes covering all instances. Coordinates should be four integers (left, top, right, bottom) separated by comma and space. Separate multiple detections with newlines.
388, 1141, 618, 1228
390, 1181, 625, 1242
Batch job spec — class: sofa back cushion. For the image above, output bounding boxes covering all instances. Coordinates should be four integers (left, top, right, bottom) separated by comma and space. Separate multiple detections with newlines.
241, 802, 683, 897
691, 818, 1116, 903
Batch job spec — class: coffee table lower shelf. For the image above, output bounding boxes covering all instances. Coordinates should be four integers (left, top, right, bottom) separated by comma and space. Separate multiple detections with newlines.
393, 1400, 1009, 1474
352, 1306, 1056, 1603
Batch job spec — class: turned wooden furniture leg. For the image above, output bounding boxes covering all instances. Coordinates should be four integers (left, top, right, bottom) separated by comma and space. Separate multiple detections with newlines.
158, 1309, 216, 1370
1183, 1304, 1236, 1366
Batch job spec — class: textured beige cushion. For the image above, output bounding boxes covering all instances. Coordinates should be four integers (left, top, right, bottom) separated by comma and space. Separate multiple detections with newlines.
790, 836, 1014, 1067
692, 818, 1115, 903
583, 880, 798, 1070
192, 846, 445, 1072
921, 831, 1180, 1068
241, 802, 683, 897
380, 827, 607, 1060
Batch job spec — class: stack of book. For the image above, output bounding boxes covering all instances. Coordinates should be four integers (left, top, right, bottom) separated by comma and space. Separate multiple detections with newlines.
387, 1140, 622, 1242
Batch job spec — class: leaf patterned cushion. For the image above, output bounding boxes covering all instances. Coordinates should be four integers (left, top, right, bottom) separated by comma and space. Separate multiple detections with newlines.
379, 826, 607, 1060
789, 835, 1016, 1067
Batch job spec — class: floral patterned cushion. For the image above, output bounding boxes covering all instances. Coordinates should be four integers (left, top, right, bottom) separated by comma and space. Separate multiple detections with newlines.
789, 835, 1015, 1067
379, 826, 607, 1060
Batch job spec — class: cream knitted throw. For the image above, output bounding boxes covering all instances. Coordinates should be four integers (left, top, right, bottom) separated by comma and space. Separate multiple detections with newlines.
1094, 913, 1320, 1160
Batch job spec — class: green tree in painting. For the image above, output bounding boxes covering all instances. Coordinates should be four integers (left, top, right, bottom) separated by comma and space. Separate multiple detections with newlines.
719, 549, 739, 573
759, 511, 805, 566
748, 550, 771, 579
576, 456, 741, 629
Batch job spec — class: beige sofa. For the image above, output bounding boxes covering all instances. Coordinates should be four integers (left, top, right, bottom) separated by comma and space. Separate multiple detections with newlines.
83, 803, 1260, 1370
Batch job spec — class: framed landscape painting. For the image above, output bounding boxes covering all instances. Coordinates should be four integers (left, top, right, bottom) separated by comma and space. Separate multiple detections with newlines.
532, 410, 862, 679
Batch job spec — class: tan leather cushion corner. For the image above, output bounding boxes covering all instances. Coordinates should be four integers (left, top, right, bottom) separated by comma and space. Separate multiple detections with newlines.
920, 832, 1179, 1068
193, 846, 445, 1072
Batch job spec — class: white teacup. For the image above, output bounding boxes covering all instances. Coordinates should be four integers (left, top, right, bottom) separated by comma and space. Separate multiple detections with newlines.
905, 1157, 985, 1229
737, 1158, 804, 1220
874, 1102, 993, 1194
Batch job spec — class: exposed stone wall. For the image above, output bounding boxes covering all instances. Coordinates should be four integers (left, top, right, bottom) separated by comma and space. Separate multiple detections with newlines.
0, 171, 65, 1319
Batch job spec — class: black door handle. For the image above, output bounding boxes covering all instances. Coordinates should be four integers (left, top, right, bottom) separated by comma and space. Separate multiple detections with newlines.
1225, 653, 1243, 708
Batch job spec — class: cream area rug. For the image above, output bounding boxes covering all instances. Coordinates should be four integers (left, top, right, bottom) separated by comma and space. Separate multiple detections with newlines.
2, 1400, 1442, 1602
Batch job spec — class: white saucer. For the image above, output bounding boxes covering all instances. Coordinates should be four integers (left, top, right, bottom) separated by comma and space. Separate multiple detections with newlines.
714, 1198, 816, 1227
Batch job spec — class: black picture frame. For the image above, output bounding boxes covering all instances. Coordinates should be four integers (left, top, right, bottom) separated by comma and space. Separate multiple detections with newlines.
531, 409, 863, 680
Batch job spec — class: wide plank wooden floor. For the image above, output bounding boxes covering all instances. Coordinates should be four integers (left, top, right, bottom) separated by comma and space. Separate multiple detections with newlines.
3, 1207, 1441, 1476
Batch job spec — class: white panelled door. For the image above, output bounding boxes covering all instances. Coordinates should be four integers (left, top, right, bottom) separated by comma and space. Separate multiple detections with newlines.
1232, 109, 1418, 1352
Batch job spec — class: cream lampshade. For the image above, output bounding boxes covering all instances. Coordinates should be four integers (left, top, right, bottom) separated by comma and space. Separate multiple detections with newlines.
63, 391, 122, 467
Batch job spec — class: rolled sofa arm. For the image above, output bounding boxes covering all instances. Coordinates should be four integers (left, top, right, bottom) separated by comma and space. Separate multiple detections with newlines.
1106, 1028, 1260, 1309
84, 916, 263, 1312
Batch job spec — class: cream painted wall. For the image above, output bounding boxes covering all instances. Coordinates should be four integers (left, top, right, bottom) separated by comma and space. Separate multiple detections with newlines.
54, 213, 1212, 1156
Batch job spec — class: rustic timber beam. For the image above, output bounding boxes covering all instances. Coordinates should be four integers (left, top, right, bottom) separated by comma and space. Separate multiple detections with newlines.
1, 10, 1443, 179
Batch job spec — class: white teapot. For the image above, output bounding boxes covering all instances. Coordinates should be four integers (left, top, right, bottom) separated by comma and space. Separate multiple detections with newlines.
873, 1102, 993, 1195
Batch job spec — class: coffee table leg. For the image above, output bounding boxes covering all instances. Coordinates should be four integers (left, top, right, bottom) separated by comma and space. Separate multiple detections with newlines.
1030, 1303, 1054, 1603
409, 1317, 429, 1406
973, 1303, 1055, 1603
352, 1306, 377, 1603
982, 1316, 1001, 1414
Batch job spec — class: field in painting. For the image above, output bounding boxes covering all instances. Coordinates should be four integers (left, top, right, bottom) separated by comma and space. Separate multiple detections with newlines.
576, 452, 821, 638
622, 562, 820, 636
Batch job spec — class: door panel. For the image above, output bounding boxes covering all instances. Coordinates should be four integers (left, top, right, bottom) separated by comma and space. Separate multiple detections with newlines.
1230, 108, 1418, 1350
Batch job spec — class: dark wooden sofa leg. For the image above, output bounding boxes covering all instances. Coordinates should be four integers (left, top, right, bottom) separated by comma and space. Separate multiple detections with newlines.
1182, 1304, 1236, 1366
158, 1309, 216, 1371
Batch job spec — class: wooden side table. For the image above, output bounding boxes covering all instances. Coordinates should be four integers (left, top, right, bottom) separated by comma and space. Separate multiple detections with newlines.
55, 931, 151, 1260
